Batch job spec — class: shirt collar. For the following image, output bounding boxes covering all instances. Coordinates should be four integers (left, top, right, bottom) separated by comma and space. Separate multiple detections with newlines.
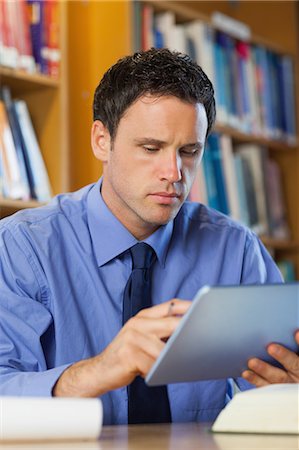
87, 178, 173, 267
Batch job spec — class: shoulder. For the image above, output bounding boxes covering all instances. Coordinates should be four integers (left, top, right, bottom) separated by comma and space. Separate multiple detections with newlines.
177, 201, 251, 237
0, 184, 94, 247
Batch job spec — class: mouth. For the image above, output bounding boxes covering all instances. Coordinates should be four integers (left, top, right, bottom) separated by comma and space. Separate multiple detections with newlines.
149, 192, 181, 205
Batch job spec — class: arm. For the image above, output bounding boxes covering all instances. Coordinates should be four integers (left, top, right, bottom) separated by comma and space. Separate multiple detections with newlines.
53, 300, 190, 397
0, 223, 191, 397
0, 227, 71, 396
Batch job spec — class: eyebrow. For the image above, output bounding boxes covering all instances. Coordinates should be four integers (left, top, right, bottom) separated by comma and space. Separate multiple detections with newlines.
133, 138, 204, 150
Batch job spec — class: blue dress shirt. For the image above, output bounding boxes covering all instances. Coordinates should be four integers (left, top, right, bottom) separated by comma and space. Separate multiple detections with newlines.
0, 179, 282, 424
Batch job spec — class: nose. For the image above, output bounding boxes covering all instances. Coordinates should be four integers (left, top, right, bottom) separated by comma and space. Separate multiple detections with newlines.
159, 151, 182, 183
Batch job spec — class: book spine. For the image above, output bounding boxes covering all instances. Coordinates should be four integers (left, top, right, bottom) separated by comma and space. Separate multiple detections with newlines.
0, 99, 28, 200
27, 0, 46, 74
14, 100, 52, 202
1, 86, 31, 200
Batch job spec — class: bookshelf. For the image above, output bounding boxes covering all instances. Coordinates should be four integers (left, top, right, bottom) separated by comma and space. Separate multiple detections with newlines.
133, 0, 299, 276
0, 1, 69, 207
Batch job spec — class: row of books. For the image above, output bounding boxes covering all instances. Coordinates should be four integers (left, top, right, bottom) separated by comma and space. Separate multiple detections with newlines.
0, 0, 60, 78
134, 3, 297, 145
0, 86, 52, 202
189, 133, 290, 241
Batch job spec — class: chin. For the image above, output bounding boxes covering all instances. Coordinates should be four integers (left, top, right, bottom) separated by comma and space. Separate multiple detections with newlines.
146, 207, 181, 226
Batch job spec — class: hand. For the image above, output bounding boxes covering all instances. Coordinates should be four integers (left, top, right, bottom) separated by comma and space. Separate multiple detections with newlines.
53, 299, 191, 397
242, 330, 299, 387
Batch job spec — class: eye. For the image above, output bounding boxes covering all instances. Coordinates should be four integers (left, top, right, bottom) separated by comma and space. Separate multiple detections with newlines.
143, 146, 160, 153
180, 148, 200, 157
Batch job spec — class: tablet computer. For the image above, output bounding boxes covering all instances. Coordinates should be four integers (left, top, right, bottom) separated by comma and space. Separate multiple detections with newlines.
146, 283, 299, 386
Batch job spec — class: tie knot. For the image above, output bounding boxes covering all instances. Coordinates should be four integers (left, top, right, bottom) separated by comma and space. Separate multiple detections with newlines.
130, 243, 156, 270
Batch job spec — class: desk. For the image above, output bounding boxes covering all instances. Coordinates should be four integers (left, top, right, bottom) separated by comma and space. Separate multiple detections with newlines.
0, 423, 298, 449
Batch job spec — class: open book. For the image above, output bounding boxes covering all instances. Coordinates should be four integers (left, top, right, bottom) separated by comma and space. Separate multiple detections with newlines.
0, 397, 102, 441
212, 384, 299, 434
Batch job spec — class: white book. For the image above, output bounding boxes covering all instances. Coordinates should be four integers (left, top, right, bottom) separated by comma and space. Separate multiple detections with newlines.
0, 101, 28, 200
235, 143, 269, 236
0, 397, 103, 441
14, 100, 52, 202
212, 384, 299, 434
155, 10, 176, 49
169, 24, 187, 54
220, 135, 240, 220
184, 20, 215, 85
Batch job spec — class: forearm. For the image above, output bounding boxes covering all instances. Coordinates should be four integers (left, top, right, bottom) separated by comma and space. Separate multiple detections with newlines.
0, 365, 70, 396
53, 356, 111, 398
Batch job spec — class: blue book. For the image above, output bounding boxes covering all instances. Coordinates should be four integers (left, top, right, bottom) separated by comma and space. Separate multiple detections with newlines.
253, 46, 273, 137
267, 51, 282, 139
217, 32, 238, 127
207, 134, 229, 215
27, 0, 47, 74
213, 32, 228, 123
202, 140, 221, 211
279, 56, 297, 143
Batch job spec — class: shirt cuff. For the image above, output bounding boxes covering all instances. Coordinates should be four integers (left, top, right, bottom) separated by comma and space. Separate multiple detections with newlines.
0, 364, 72, 397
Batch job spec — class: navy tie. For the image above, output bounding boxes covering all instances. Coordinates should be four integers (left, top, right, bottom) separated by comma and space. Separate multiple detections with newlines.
123, 243, 172, 424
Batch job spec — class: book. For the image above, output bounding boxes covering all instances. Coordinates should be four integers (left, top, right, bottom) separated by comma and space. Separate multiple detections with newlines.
0, 397, 103, 441
263, 157, 290, 239
27, 0, 47, 74
45, 0, 61, 78
202, 139, 221, 211
0, 98, 28, 200
1, 86, 31, 200
220, 134, 240, 221
185, 20, 215, 97
235, 144, 269, 235
14, 99, 52, 202
13, 0, 36, 72
1, 0, 19, 68
208, 134, 229, 215
212, 384, 299, 434
141, 3, 154, 51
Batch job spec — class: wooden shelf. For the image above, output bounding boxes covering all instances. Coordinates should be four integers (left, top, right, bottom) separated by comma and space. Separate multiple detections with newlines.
261, 237, 299, 252
0, 198, 46, 217
214, 123, 297, 151
0, 66, 59, 95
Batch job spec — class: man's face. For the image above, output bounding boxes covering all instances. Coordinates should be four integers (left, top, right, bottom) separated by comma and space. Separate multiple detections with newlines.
92, 95, 208, 239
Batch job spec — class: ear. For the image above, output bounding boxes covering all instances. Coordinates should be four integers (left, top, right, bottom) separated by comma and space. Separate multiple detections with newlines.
91, 120, 111, 162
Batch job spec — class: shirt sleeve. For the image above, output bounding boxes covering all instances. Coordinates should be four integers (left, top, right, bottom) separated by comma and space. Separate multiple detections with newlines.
0, 225, 70, 396
231, 231, 284, 393
240, 231, 283, 284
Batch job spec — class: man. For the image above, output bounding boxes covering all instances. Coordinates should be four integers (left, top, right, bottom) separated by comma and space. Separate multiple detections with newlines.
0, 49, 298, 425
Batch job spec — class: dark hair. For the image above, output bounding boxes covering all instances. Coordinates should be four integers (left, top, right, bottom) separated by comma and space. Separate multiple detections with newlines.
93, 48, 216, 140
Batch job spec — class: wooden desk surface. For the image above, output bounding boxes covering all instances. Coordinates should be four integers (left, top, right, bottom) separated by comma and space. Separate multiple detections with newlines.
1, 423, 298, 449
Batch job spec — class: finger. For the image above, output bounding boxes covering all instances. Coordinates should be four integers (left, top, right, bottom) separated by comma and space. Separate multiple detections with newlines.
294, 330, 299, 346
105, 329, 165, 384
137, 299, 192, 319
247, 357, 291, 384
267, 343, 299, 377
125, 328, 165, 360
127, 315, 183, 340
241, 369, 269, 388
